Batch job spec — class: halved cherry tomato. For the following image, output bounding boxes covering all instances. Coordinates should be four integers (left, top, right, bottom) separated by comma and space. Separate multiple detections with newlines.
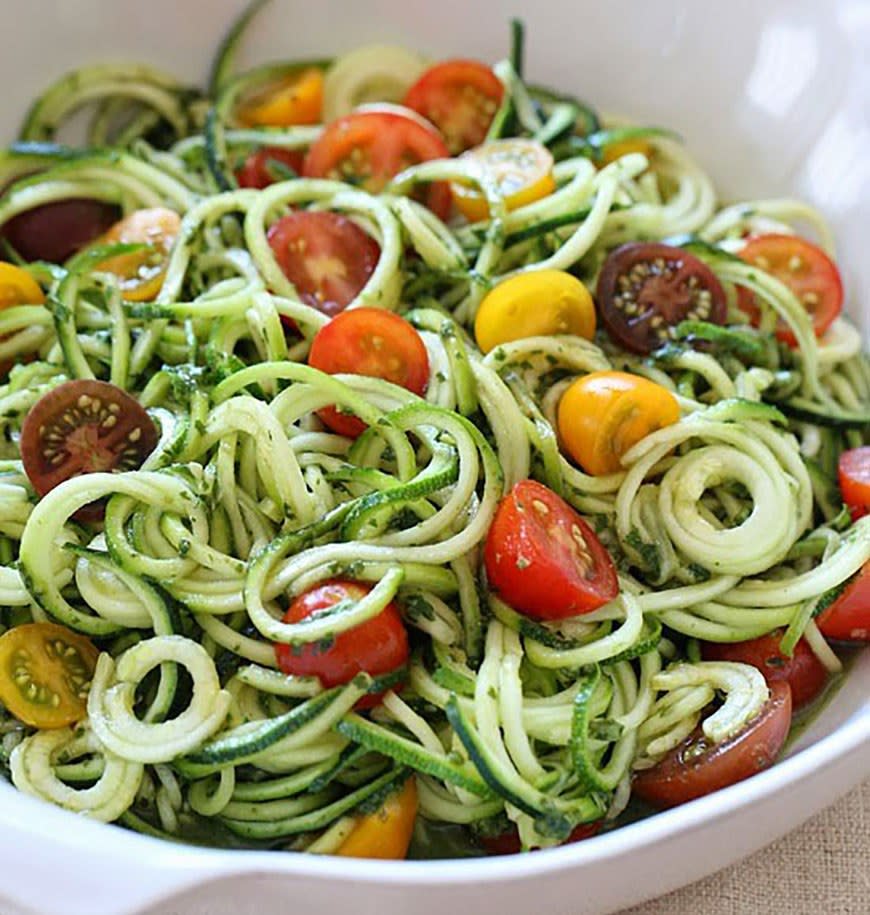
403, 59, 503, 154
0, 262, 45, 376
597, 243, 727, 354
335, 777, 418, 859
236, 67, 324, 127
20, 379, 158, 521
451, 138, 556, 222
837, 446, 870, 521
474, 270, 596, 354
600, 138, 653, 167
484, 479, 618, 621
2, 199, 120, 264
481, 820, 601, 855
267, 211, 381, 317
302, 107, 451, 220
236, 147, 305, 189
93, 208, 180, 302
275, 579, 409, 709
701, 632, 828, 709
0, 622, 98, 728
632, 680, 793, 809
816, 561, 870, 642
736, 234, 843, 347
307, 307, 429, 437
557, 371, 679, 476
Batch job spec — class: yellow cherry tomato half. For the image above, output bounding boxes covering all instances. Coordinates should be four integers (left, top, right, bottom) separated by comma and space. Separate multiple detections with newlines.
335, 777, 418, 859
0, 262, 45, 309
600, 137, 653, 167
237, 67, 324, 127
475, 269, 595, 353
558, 371, 680, 475
0, 622, 99, 729
452, 138, 556, 222
94, 208, 181, 302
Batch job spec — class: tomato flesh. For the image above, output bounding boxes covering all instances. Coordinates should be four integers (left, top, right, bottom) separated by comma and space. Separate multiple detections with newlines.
481, 820, 601, 855
838, 447, 870, 521
484, 479, 618, 620
736, 234, 843, 347
597, 243, 727, 354
275, 580, 409, 709
236, 147, 305, 189
302, 108, 451, 220
632, 681, 792, 809
307, 307, 430, 437
816, 561, 870, 641
336, 777, 418, 859
403, 59, 503, 154
2, 199, 120, 264
701, 632, 828, 709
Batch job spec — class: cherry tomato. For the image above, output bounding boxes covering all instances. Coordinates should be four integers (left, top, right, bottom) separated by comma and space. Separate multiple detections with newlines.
20, 379, 158, 521
267, 211, 381, 317
736, 234, 843, 347
600, 138, 653, 167
307, 307, 430, 437
474, 270, 596, 354
2, 199, 120, 264
0, 622, 98, 728
236, 67, 324, 127
403, 59, 503, 154
484, 479, 619, 621
481, 820, 600, 855
0, 262, 45, 376
701, 632, 828, 709
557, 371, 680, 476
451, 138, 556, 223
236, 147, 305, 189
837, 447, 870, 521
816, 561, 870, 642
596, 243, 727, 354
275, 579, 409, 709
303, 107, 451, 220
632, 681, 792, 809
335, 777, 418, 859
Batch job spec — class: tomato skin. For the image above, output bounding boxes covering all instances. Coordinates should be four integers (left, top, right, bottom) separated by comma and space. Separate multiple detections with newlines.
267, 211, 381, 317
481, 820, 601, 855
302, 108, 451, 220
2, 199, 120, 264
236, 147, 305, 189
403, 59, 503, 154
837, 447, 870, 520
701, 632, 828, 709
484, 479, 619, 621
632, 681, 792, 809
307, 307, 430, 437
336, 777, 418, 859
274, 579, 409, 709
237, 67, 324, 127
816, 561, 870, 641
736, 234, 843, 347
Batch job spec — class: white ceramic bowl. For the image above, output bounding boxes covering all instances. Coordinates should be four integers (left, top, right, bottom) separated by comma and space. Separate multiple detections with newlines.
1, 2, 868, 913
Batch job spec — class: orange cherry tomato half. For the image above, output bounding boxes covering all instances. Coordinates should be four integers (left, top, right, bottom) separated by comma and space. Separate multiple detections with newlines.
0, 262, 45, 376
236, 67, 324, 127
837, 446, 870, 521
335, 777, 418, 859
481, 820, 601, 855
816, 561, 870, 642
20, 379, 158, 521
302, 107, 451, 220
274, 579, 409, 709
632, 681, 793, 809
0, 622, 99, 728
307, 307, 430, 437
736, 234, 843, 347
2, 199, 120, 264
267, 211, 381, 317
701, 632, 828, 709
484, 479, 619, 621
236, 147, 305, 189
403, 59, 503, 154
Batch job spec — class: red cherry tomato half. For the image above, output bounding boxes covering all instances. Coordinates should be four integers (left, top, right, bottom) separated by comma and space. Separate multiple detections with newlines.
481, 820, 600, 855
2, 199, 120, 263
274, 579, 409, 709
308, 307, 429, 437
484, 479, 619, 620
236, 147, 305, 189
19, 379, 158, 521
302, 107, 451, 220
403, 59, 503, 154
837, 446, 870, 521
267, 211, 381, 317
816, 561, 870, 642
736, 234, 843, 347
701, 632, 828, 709
632, 681, 792, 809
